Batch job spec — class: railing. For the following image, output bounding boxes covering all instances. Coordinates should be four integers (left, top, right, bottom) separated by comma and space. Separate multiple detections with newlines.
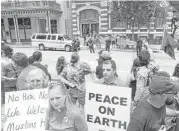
1, 1, 61, 11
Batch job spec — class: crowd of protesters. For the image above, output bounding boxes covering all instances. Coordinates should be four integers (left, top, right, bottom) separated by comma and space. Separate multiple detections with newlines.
1, 38, 179, 131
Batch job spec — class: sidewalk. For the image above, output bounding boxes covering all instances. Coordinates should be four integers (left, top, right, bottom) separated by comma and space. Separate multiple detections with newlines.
8, 43, 179, 53
8, 44, 136, 52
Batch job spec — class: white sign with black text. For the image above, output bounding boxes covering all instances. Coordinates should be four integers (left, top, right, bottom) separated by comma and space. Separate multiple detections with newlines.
85, 82, 132, 131
4, 89, 48, 131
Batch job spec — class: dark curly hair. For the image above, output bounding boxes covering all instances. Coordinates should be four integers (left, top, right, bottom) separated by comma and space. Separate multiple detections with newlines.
1, 45, 13, 58
138, 50, 150, 66
12, 52, 28, 68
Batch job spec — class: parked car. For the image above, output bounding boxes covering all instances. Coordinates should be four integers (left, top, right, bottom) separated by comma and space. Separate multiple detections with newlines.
117, 36, 136, 49
31, 33, 73, 52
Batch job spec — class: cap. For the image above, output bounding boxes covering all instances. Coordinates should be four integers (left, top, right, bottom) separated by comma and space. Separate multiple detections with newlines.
58, 56, 65, 62
148, 71, 179, 108
101, 51, 111, 60
70, 53, 79, 63
80, 62, 91, 72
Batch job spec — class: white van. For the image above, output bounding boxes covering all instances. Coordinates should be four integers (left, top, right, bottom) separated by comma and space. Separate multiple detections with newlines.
31, 33, 73, 52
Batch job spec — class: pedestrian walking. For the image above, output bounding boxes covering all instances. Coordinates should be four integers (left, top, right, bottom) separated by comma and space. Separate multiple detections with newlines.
87, 37, 95, 53
111, 36, 116, 48
75, 38, 80, 52
72, 38, 76, 52
45, 83, 88, 131
84, 34, 87, 46
127, 71, 179, 131
136, 37, 143, 56
94, 34, 102, 51
105, 35, 111, 52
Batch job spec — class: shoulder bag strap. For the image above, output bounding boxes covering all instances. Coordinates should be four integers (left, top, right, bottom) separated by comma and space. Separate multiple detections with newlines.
10, 63, 18, 78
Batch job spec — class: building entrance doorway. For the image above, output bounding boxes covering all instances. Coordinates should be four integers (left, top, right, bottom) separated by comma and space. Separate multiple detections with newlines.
81, 23, 99, 37
79, 9, 99, 37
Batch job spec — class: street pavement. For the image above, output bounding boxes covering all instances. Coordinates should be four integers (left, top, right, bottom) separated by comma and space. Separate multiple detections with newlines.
13, 47, 179, 82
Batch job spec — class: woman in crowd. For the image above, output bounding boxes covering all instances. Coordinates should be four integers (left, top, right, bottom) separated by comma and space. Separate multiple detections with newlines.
133, 50, 153, 107
45, 83, 88, 131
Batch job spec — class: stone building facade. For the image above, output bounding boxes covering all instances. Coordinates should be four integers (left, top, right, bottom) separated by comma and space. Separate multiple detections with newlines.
1, 0, 63, 43
71, 0, 173, 43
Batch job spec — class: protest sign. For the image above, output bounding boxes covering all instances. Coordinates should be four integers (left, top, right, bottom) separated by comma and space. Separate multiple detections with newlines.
4, 88, 48, 131
85, 82, 132, 131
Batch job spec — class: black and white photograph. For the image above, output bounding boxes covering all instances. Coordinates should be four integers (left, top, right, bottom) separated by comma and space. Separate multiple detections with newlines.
1, 0, 179, 131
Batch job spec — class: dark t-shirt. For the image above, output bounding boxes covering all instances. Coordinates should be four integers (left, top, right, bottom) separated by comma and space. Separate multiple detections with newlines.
127, 97, 166, 131
137, 40, 143, 47
105, 38, 111, 47
96, 64, 103, 79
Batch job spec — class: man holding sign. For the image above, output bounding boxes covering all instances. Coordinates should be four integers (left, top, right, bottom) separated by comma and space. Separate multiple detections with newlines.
97, 60, 128, 87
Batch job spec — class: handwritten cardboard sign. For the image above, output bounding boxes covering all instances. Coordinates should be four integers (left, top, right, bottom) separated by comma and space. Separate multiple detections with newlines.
85, 82, 132, 131
4, 89, 48, 131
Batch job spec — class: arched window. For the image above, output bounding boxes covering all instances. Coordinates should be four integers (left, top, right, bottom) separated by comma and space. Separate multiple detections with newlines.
79, 9, 99, 22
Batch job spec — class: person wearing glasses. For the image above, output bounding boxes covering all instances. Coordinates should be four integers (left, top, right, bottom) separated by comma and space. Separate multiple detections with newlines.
127, 71, 179, 131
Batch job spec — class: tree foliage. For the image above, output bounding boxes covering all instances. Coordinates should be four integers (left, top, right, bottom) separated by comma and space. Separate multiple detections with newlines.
111, 1, 158, 28
171, 16, 179, 38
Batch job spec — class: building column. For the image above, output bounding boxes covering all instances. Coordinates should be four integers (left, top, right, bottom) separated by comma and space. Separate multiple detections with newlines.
100, 1, 108, 34
3, 17, 11, 43
108, 10, 111, 29
72, 3, 77, 37
99, 13, 101, 32
57, 16, 60, 33
167, 11, 173, 34
13, 15, 21, 45
46, 10, 51, 33
77, 14, 80, 36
